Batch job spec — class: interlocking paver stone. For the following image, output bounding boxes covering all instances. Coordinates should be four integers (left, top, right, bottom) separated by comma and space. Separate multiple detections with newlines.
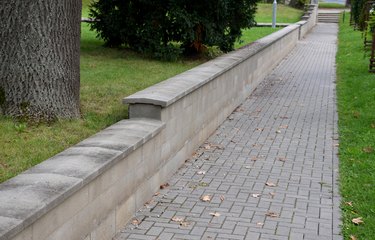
114, 23, 342, 240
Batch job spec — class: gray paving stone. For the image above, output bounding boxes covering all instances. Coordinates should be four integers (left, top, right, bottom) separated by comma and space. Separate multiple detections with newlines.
114, 23, 342, 240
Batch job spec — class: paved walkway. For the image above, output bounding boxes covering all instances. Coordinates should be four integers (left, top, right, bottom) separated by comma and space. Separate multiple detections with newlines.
114, 23, 342, 240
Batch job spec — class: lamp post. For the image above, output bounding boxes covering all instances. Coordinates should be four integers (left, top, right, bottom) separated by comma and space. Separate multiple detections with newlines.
272, 0, 277, 28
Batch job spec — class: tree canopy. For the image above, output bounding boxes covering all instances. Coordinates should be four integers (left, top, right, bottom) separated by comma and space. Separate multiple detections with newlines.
89, 0, 259, 59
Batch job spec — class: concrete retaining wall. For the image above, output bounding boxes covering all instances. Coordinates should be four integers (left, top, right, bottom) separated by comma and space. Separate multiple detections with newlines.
0, 5, 317, 240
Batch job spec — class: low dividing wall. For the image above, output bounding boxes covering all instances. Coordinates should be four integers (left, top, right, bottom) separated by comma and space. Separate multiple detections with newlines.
0, 5, 317, 240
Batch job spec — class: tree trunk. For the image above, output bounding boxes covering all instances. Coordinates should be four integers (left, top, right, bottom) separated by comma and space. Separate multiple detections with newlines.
0, 0, 81, 121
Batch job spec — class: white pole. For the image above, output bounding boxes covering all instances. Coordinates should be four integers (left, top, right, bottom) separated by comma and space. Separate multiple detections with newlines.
272, 0, 277, 28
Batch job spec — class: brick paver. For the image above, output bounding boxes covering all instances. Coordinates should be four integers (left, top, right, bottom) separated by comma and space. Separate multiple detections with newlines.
114, 23, 342, 240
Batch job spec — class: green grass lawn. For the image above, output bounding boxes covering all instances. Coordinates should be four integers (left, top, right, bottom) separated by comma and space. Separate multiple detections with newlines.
318, 2, 346, 8
255, 3, 303, 23
336, 16, 375, 239
0, 3, 289, 183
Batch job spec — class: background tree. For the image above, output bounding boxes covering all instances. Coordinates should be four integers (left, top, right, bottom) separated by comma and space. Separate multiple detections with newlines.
89, 0, 259, 59
0, 0, 82, 122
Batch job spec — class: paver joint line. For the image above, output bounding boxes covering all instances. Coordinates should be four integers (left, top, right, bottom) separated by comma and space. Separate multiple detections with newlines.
114, 23, 342, 240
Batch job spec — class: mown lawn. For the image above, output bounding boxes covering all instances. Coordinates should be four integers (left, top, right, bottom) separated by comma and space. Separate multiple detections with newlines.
255, 3, 303, 23
0, 2, 301, 183
336, 15, 375, 239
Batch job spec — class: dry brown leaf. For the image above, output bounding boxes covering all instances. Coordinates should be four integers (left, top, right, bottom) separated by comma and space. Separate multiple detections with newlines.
371, 123, 375, 128
201, 195, 212, 202
363, 146, 373, 153
245, 166, 251, 169
209, 212, 221, 217
171, 216, 184, 222
160, 183, 170, 189
352, 217, 364, 225
235, 107, 245, 112
280, 116, 289, 119
228, 116, 234, 120
265, 211, 279, 218
154, 192, 160, 196
279, 125, 288, 129
197, 170, 206, 175
266, 182, 277, 187
132, 219, 140, 225
345, 201, 353, 207
334, 143, 339, 147
256, 222, 264, 227
269, 192, 276, 198
204, 144, 211, 150
278, 157, 286, 162
250, 156, 258, 161
252, 193, 261, 198
220, 195, 225, 202
276, 130, 282, 134
180, 221, 190, 227
255, 128, 264, 132
350, 235, 357, 240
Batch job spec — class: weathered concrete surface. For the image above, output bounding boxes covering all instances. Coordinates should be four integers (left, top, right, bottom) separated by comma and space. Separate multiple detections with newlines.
0, 119, 165, 240
115, 23, 341, 240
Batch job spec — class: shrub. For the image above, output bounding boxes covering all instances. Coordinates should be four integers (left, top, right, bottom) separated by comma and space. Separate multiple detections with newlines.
89, 0, 259, 59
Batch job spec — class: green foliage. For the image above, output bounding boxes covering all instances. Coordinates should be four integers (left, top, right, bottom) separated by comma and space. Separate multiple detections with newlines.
89, 0, 259, 58
289, 0, 309, 9
351, 0, 366, 29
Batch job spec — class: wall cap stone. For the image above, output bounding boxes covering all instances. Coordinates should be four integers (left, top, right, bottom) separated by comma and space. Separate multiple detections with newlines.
123, 24, 300, 108
0, 118, 165, 240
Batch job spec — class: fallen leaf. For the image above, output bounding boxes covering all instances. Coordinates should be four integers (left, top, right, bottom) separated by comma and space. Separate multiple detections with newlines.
211, 144, 225, 150
245, 166, 251, 169
250, 156, 258, 161
363, 146, 373, 153
353, 111, 360, 118
352, 217, 364, 225
278, 157, 286, 162
256, 222, 264, 227
276, 130, 282, 134
266, 182, 277, 187
228, 116, 234, 120
235, 107, 245, 112
132, 219, 140, 225
197, 170, 206, 175
333, 143, 339, 147
172, 216, 184, 222
160, 183, 170, 189
252, 143, 262, 147
255, 128, 264, 131
350, 235, 357, 240
269, 192, 276, 198
204, 144, 211, 150
201, 195, 212, 202
209, 212, 221, 217
371, 123, 375, 128
154, 192, 160, 196
220, 195, 225, 202
280, 116, 289, 119
345, 201, 353, 207
265, 211, 279, 218
279, 125, 288, 129
231, 140, 237, 143
180, 221, 190, 227
252, 193, 261, 198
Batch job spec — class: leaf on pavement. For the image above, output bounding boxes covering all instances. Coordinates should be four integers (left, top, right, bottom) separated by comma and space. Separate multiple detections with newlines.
160, 183, 170, 189
266, 182, 277, 187
201, 195, 212, 202
209, 212, 221, 217
265, 211, 279, 218
256, 222, 264, 227
278, 157, 287, 162
252, 193, 261, 198
171, 216, 184, 223
197, 170, 206, 175
220, 195, 225, 202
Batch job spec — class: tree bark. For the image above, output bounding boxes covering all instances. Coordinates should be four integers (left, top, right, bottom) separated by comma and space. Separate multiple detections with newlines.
0, 0, 81, 121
